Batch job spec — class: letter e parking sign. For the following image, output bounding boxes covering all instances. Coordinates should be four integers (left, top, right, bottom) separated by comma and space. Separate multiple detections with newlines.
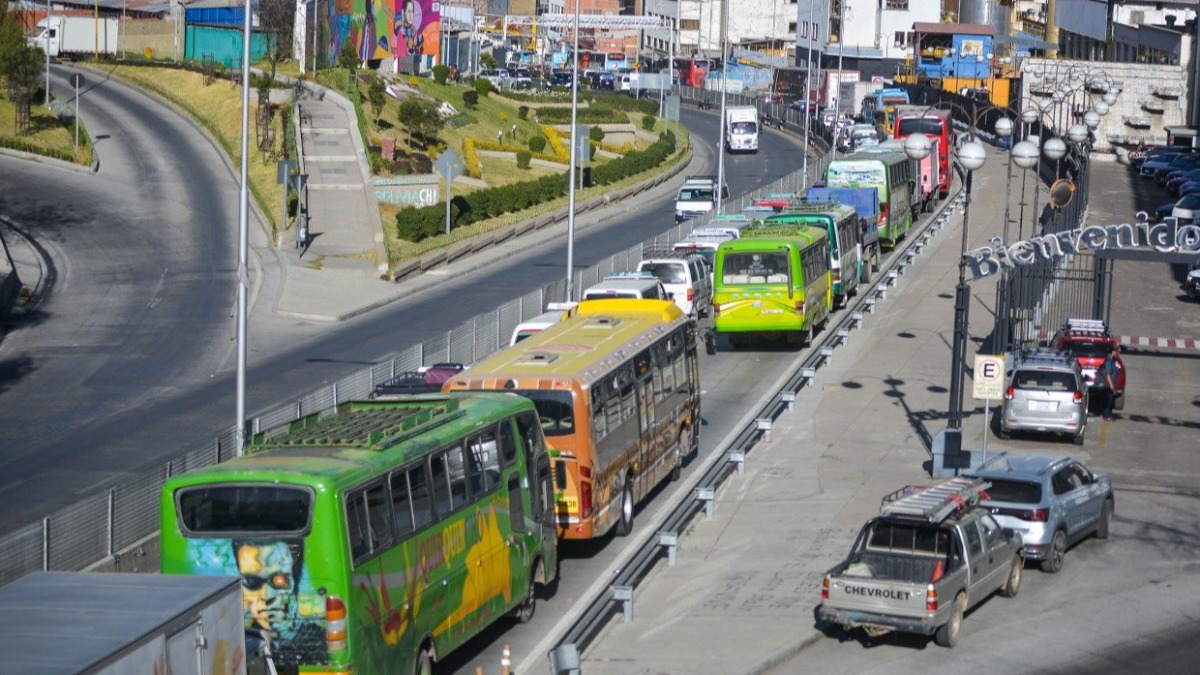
973, 355, 1005, 400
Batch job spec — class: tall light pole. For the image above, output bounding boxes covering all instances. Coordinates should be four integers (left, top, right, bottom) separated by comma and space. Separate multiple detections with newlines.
800, 0, 815, 184
43, 0, 52, 106
716, 0, 728, 212
831, 0, 845, 158
234, 0, 252, 455
564, 0, 582, 302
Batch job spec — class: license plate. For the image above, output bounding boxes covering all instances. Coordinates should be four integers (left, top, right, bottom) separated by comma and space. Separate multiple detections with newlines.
760, 309, 783, 314
1029, 400, 1058, 412
558, 498, 578, 512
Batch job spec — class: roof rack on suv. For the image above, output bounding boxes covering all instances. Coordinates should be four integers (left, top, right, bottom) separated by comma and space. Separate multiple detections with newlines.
1016, 346, 1072, 366
642, 245, 706, 259
1061, 318, 1110, 336
880, 478, 992, 523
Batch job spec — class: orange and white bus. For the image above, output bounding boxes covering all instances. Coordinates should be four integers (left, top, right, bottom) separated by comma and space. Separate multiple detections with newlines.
444, 299, 700, 540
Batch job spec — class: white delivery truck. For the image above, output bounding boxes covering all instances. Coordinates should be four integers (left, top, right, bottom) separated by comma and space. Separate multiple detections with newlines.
27, 16, 119, 58
0, 571, 254, 674
725, 105, 760, 153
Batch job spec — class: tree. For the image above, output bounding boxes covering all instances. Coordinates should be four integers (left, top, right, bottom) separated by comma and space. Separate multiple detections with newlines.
367, 76, 386, 127
396, 96, 444, 145
338, 38, 359, 71
257, 0, 295, 85
0, 11, 43, 104
480, 52, 497, 70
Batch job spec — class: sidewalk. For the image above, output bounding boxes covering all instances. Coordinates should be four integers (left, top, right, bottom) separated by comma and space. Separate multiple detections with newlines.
570, 148, 1023, 674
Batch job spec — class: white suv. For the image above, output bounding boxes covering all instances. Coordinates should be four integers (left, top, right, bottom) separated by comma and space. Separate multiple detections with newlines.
477, 69, 510, 90
637, 252, 713, 319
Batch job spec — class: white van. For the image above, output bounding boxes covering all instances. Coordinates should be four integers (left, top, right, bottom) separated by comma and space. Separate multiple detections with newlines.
509, 302, 578, 345
637, 252, 713, 318
580, 273, 670, 302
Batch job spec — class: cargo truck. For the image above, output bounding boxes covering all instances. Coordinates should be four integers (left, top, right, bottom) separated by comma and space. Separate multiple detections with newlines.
27, 16, 119, 58
724, 105, 760, 153
0, 571, 256, 674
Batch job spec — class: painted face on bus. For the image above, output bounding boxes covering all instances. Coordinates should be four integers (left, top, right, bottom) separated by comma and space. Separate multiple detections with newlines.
235, 540, 301, 638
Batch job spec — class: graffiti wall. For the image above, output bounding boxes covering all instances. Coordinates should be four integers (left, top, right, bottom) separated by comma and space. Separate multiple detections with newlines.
316, 0, 441, 69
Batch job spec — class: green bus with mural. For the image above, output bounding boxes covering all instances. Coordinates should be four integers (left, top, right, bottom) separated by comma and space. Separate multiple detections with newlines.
159, 393, 557, 675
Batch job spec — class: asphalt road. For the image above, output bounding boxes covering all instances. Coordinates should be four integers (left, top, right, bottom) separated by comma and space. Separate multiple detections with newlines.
0, 86, 806, 532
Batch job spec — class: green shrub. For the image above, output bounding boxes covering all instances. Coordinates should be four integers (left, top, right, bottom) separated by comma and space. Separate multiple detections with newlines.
337, 40, 359, 71
518, 105, 529, 119
535, 107, 629, 124
528, 135, 547, 153
516, 150, 532, 169
643, 113, 656, 131
474, 78, 492, 98
462, 90, 478, 108
432, 64, 450, 84
589, 126, 605, 142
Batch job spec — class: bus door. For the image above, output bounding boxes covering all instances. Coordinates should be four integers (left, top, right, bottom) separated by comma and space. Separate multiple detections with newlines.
533, 453, 556, 582
635, 353, 657, 488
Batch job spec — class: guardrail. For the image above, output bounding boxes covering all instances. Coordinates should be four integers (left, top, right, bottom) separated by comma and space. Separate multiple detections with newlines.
0, 86, 837, 586
542, 174, 972, 675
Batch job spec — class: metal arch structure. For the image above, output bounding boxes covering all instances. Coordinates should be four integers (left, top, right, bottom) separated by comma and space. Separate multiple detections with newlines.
504, 14, 669, 30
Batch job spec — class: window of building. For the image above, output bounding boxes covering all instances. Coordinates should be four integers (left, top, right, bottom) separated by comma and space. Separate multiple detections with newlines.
885, 0, 909, 9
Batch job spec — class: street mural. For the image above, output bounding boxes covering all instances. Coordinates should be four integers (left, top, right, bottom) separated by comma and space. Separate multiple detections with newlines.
318, 0, 441, 68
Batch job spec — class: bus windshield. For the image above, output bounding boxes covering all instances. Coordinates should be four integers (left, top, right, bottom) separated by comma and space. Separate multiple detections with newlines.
177, 485, 312, 535
515, 389, 575, 436
731, 121, 757, 134
722, 251, 789, 283
897, 118, 945, 136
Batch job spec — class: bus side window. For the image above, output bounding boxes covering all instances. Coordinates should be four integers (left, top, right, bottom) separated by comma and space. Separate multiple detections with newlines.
430, 454, 453, 517
468, 429, 500, 493
408, 464, 433, 529
390, 470, 414, 537
592, 381, 609, 441
498, 418, 518, 467
346, 481, 393, 565
445, 446, 471, 507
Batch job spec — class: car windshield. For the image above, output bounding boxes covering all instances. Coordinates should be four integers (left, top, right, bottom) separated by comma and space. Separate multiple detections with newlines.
981, 479, 1042, 504
867, 521, 951, 555
641, 262, 687, 284
679, 188, 713, 201
1062, 341, 1110, 358
1013, 369, 1077, 392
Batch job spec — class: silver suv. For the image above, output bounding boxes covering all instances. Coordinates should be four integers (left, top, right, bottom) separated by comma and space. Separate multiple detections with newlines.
1000, 348, 1088, 445
967, 454, 1113, 573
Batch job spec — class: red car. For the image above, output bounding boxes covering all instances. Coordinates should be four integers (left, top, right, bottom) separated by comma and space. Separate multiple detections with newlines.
1051, 319, 1126, 410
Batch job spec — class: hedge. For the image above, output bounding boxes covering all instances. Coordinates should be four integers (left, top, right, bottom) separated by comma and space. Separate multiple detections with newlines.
534, 107, 629, 124
395, 130, 676, 243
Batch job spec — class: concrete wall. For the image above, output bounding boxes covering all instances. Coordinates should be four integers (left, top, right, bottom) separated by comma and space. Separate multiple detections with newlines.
1020, 58, 1191, 149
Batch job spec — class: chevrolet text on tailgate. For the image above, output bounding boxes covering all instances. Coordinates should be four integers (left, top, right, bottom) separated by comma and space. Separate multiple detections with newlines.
819, 478, 1025, 647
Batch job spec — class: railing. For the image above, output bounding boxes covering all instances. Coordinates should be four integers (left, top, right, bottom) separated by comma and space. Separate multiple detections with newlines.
0, 86, 837, 586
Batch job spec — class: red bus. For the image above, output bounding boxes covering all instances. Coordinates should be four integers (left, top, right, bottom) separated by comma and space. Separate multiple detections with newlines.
893, 109, 951, 201
674, 57, 712, 88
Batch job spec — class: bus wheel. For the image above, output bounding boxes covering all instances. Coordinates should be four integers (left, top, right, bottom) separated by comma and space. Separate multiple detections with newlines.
414, 645, 433, 675
616, 481, 635, 536
513, 560, 541, 624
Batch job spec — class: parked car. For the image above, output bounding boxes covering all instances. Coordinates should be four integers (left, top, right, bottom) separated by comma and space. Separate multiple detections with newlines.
1172, 193, 1200, 223
1140, 152, 1185, 178
1165, 169, 1200, 195
1050, 318, 1126, 411
1000, 347, 1088, 445
506, 67, 533, 89
968, 454, 1113, 573
1131, 145, 1173, 170
549, 69, 574, 87
1155, 201, 1177, 220
477, 68, 511, 89
1155, 155, 1200, 184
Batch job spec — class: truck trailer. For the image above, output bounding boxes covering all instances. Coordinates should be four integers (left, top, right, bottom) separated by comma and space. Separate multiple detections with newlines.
0, 571, 251, 674
27, 16, 119, 58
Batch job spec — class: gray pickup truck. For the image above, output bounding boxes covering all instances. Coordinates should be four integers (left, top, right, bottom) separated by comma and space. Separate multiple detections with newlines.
818, 478, 1025, 647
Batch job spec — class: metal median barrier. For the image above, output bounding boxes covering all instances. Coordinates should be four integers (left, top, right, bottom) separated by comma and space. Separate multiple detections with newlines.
0, 88, 835, 586
541, 169, 974, 675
